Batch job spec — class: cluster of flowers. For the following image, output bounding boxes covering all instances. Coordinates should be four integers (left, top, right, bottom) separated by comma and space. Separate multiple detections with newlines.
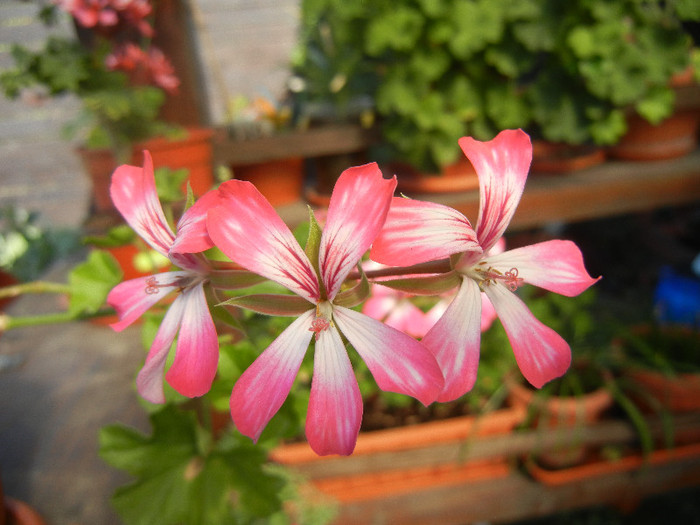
107, 129, 599, 456
55, 0, 179, 93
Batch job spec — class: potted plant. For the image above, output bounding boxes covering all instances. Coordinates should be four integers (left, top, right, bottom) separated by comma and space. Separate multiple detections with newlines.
293, 0, 699, 179
0, 1, 213, 214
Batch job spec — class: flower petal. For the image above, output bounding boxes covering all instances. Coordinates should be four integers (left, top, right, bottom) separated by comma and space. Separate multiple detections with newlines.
164, 283, 219, 398
110, 150, 175, 256
107, 271, 187, 331
208, 180, 320, 303
460, 129, 532, 252
332, 306, 443, 405
320, 163, 396, 299
484, 283, 571, 388
170, 189, 219, 254
136, 292, 186, 403
421, 278, 483, 402
230, 309, 315, 442
306, 325, 363, 456
486, 240, 600, 297
371, 197, 480, 266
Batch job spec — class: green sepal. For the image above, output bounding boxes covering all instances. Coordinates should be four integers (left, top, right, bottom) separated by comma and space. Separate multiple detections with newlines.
334, 265, 371, 308
208, 269, 267, 290
374, 271, 461, 296
218, 294, 313, 316
184, 181, 195, 211
304, 206, 327, 299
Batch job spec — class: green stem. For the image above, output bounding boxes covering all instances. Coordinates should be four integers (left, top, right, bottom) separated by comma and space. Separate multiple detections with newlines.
0, 308, 115, 331
348, 259, 453, 280
0, 281, 71, 300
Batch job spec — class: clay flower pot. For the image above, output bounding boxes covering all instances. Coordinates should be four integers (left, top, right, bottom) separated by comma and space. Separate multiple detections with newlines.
531, 141, 606, 173
506, 372, 614, 469
270, 406, 525, 522
393, 157, 480, 195
232, 157, 306, 207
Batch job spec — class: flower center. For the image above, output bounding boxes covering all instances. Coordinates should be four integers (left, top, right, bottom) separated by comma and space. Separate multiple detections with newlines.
309, 302, 333, 341
472, 262, 524, 292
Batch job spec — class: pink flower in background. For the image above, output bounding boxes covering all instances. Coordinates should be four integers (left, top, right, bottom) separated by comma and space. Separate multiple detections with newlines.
56, 0, 118, 28
106, 43, 180, 94
372, 129, 599, 401
207, 164, 443, 456
107, 151, 219, 404
56, 0, 152, 35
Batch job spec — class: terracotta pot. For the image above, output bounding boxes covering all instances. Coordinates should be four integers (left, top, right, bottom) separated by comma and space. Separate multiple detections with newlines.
1, 477, 46, 525
305, 152, 367, 207
232, 157, 305, 207
271, 406, 524, 517
625, 369, 700, 414
615, 324, 700, 413
0, 270, 18, 312
133, 127, 215, 196
526, 441, 700, 487
392, 158, 480, 195
506, 373, 614, 469
608, 111, 700, 161
76, 146, 119, 215
531, 141, 606, 173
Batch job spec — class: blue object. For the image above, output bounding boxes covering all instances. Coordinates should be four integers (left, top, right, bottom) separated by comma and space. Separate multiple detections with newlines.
654, 266, 700, 327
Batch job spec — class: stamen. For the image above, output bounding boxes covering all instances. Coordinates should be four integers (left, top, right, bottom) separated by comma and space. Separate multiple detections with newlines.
474, 265, 524, 292
309, 303, 332, 341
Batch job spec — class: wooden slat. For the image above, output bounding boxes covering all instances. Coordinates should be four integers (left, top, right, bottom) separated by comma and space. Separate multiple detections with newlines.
275, 149, 700, 230
212, 124, 380, 166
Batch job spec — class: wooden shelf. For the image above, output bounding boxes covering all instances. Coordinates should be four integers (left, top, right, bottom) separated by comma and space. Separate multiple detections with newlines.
276, 149, 700, 230
213, 124, 379, 166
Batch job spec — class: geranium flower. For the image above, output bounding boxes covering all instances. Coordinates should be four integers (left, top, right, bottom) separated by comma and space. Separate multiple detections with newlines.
106, 44, 180, 94
207, 163, 444, 456
372, 129, 600, 401
107, 151, 219, 404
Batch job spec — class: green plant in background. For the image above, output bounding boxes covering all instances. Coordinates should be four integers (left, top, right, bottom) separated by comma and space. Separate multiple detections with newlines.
293, 0, 699, 171
0, 3, 177, 161
0, 207, 80, 283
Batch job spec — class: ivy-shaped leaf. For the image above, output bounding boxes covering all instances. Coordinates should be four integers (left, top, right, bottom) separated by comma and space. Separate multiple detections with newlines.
68, 249, 122, 315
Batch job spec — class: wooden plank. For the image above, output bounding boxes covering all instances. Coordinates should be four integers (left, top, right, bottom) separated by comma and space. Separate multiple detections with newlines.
275, 149, 700, 230
212, 124, 381, 165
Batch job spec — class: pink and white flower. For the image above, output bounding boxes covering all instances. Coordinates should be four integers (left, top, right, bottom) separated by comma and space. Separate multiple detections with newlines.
107, 151, 219, 404
207, 163, 444, 456
372, 129, 600, 401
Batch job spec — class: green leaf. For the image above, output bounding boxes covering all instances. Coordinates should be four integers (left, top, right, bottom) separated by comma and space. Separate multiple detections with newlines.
68, 249, 122, 315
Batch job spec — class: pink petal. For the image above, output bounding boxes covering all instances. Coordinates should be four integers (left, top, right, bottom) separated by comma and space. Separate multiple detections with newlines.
230, 310, 315, 442
487, 240, 600, 297
170, 189, 219, 254
484, 283, 571, 388
332, 306, 443, 405
208, 180, 320, 303
460, 129, 532, 252
371, 197, 480, 267
136, 292, 186, 403
107, 271, 186, 331
164, 283, 219, 398
480, 293, 497, 332
421, 279, 483, 402
320, 163, 396, 299
305, 325, 363, 456
110, 150, 175, 256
